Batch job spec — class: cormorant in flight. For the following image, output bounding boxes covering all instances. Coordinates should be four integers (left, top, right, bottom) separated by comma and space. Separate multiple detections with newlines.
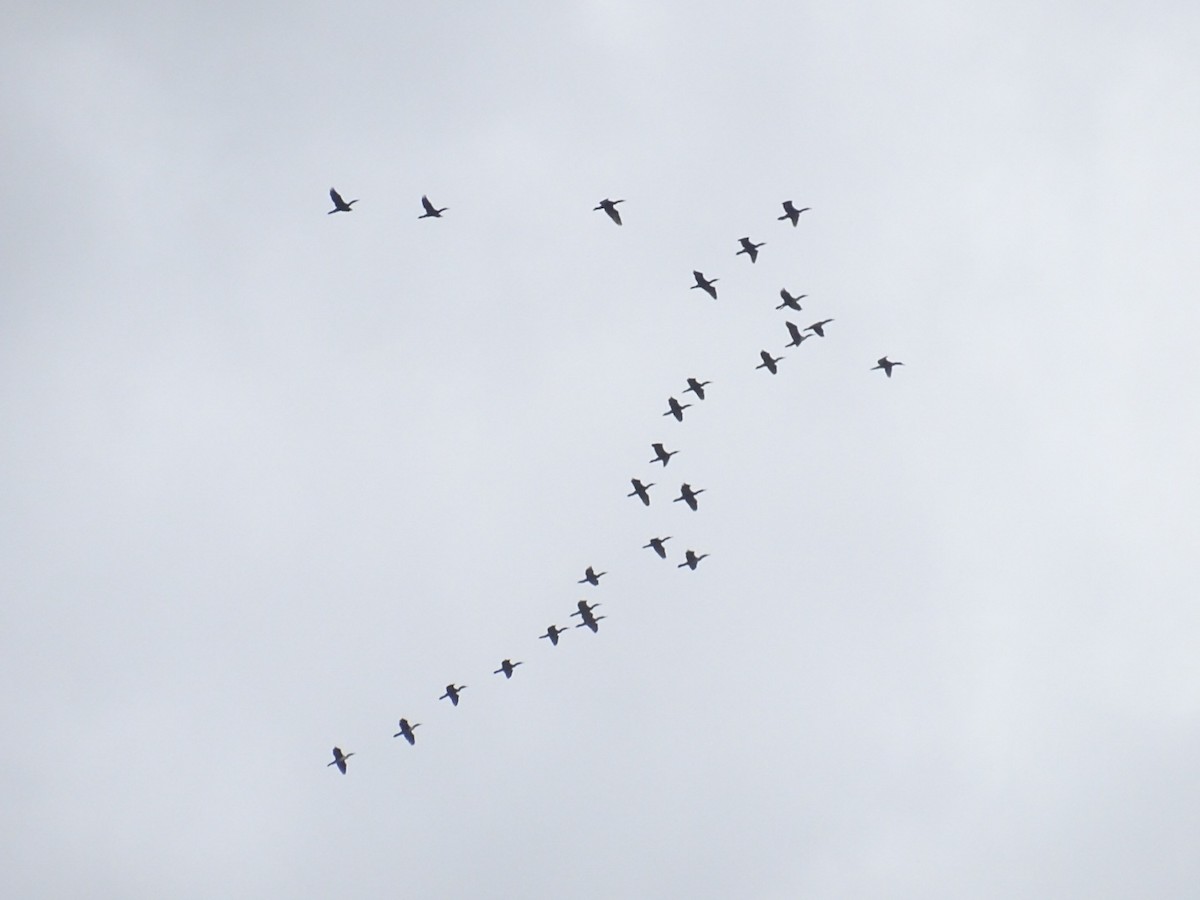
493, 659, 523, 679
578, 566, 606, 586
643, 536, 672, 558
756, 350, 784, 374
691, 271, 719, 299
678, 550, 709, 570
393, 719, 420, 745
664, 397, 691, 422
776, 289, 806, 311
539, 624, 567, 646
785, 322, 810, 348
594, 198, 624, 225
778, 200, 810, 226
419, 195, 447, 218
806, 319, 834, 337
628, 478, 654, 506
674, 482, 705, 511
328, 746, 355, 773
650, 442, 678, 466
683, 378, 710, 400
327, 188, 357, 214
440, 684, 467, 706
871, 357, 904, 377
737, 237, 765, 263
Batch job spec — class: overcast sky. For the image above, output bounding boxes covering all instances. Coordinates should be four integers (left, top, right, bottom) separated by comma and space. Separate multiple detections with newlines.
2, 1, 1199, 897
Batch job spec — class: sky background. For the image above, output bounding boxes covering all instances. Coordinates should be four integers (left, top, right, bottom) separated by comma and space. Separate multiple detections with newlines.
2, 1, 1199, 897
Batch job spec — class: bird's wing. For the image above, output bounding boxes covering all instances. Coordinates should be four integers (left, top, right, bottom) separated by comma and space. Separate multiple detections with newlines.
330, 188, 343, 205
421, 195, 435, 214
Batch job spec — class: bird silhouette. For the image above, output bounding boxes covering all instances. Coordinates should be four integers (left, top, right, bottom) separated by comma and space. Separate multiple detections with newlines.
393, 719, 420, 745
539, 624, 568, 646
674, 483, 705, 511
737, 237, 765, 263
643, 536, 672, 558
327, 188, 357, 214
683, 378, 711, 400
578, 566, 606, 586
691, 271, 719, 299
650, 443, 678, 466
328, 746, 355, 773
776, 289, 806, 311
784, 322, 810, 348
678, 549, 709, 570
871, 356, 904, 377
628, 478, 654, 506
594, 198, 624, 225
806, 319, 834, 337
571, 599, 605, 632
756, 350, 784, 374
440, 684, 467, 706
493, 659, 523, 679
778, 200, 811, 226
419, 195, 447, 218
664, 397, 691, 422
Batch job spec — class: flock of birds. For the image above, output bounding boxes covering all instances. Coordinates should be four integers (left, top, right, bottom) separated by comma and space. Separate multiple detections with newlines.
324, 189, 903, 775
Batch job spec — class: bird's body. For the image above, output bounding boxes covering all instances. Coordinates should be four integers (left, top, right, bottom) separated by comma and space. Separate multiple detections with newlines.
678, 550, 709, 570
327, 188, 357, 214
494, 659, 523, 679
419, 195, 447, 218
539, 624, 567, 646
674, 482, 705, 511
756, 350, 784, 374
776, 289, 806, 311
684, 378, 711, 400
571, 599, 605, 632
778, 200, 811, 226
650, 442, 678, 466
664, 397, 691, 422
628, 478, 654, 506
643, 536, 672, 558
872, 356, 904, 377
440, 684, 467, 706
806, 319, 834, 337
691, 271, 719, 299
328, 746, 355, 773
594, 198, 624, 225
393, 719, 420, 745
578, 566, 606, 586
785, 322, 810, 348
737, 237, 765, 263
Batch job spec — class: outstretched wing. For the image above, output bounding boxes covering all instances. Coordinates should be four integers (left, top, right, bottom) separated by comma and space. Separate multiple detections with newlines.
330, 188, 344, 206
421, 195, 436, 215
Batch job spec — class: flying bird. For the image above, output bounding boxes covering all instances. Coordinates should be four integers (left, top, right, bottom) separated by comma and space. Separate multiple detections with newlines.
756, 350, 784, 374
628, 478, 654, 506
737, 237, 765, 263
578, 566, 606, 586
539, 624, 568, 646
650, 443, 678, 466
493, 659, 523, 679
785, 322, 810, 348
778, 200, 811, 226
871, 356, 904, 377
328, 746, 355, 774
327, 188, 357, 214
393, 719, 420, 745
419, 195, 447, 218
643, 536, 672, 558
594, 198, 624, 225
683, 378, 711, 400
674, 482, 705, 511
571, 599, 605, 632
664, 397, 691, 422
806, 319, 834, 337
678, 550, 709, 570
690, 271, 719, 299
440, 684, 467, 706
776, 289, 806, 311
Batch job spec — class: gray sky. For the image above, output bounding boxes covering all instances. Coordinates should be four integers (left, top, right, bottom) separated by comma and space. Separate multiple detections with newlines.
2, 1, 1199, 897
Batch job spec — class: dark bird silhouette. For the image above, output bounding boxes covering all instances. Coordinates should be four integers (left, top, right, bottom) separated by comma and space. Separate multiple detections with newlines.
683, 378, 711, 400
539, 624, 567, 646
776, 289, 806, 311
650, 442, 678, 466
327, 188, 357, 214
691, 271, 719, 299
393, 719, 420, 745
756, 350, 784, 374
440, 684, 467, 706
328, 746, 355, 773
571, 599, 605, 632
578, 566, 606, 586
737, 237, 765, 263
628, 478, 654, 506
678, 549, 709, 570
806, 319, 834, 337
778, 200, 811, 226
493, 659, 523, 679
674, 482, 705, 511
643, 536, 672, 558
664, 397, 691, 422
419, 195, 447, 218
871, 356, 904, 377
785, 322, 810, 348
594, 198, 624, 225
